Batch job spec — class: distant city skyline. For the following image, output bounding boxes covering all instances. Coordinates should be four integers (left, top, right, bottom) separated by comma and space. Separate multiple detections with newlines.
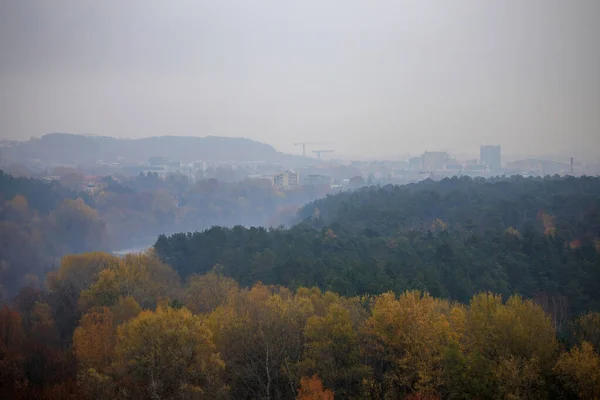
1, 131, 590, 164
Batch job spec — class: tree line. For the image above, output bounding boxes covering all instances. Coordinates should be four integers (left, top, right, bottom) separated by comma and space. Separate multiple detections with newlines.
0, 171, 110, 300
0, 170, 330, 300
3, 174, 600, 398
155, 176, 600, 318
2, 251, 600, 399
296, 175, 600, 240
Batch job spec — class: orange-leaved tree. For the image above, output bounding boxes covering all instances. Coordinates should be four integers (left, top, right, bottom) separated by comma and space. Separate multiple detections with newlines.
297, 375, 334, 400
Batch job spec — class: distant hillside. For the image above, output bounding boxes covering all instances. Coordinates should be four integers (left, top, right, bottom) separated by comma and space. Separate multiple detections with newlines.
297, 175, 600, 238
0, 170, 91, 213
155, 176, 600, 315
0, 170, 109, 298
1, 133, 311, 166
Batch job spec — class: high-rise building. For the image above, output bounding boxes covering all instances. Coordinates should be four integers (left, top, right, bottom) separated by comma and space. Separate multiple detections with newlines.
480, 145, 501, 170
421, 151, 449, 171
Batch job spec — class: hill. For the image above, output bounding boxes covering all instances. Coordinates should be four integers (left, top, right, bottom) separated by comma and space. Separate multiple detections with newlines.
0, 171, 108, 298
155, 176, 600, 316
0, 169, 92, 213
296, 175, 600, 239
1, 132, 311, 166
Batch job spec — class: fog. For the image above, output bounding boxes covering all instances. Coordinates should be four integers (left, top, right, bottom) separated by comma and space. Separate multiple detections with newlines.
1, 1, 599, 160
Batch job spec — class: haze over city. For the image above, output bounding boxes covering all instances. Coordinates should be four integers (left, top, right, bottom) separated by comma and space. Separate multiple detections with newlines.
1, 0, 599, 161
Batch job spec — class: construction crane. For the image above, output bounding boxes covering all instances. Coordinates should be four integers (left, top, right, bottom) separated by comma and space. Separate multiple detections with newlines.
312, 149, 334, 159
293, 142, 328, 157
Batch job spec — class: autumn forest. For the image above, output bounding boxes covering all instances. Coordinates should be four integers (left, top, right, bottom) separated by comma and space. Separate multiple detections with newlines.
2, 173, 600, 399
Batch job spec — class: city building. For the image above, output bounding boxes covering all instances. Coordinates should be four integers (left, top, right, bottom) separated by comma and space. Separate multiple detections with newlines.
445, 163, 463, 172
304, 173, 333, 186
408, 157, 423, 171
505, 159, 570, 176
421, 151, 449, 171
273, 170, 299, 190
480, 145, 502, 170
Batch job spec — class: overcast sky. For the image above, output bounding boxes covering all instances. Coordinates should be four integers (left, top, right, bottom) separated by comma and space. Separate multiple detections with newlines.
1, 1, 599, 160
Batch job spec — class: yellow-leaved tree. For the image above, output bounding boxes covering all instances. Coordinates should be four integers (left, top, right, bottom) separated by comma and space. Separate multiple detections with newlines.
301, 303, 369, 399
73, 307, 116, 400
110, 295, 142, 327
78, 251, 181, 311
184, 271, 239, 314
554, 341, 600, 400
207, 283, 314, 399
114, 304, 227, 400
465, 293, 558, 400
571, 311, 600, 351
73, 307, 115, 372
362, 291, 459, 398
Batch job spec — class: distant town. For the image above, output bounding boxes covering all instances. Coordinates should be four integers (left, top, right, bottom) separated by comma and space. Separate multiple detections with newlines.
103, 145, 591, 193
1, 134, 598, 196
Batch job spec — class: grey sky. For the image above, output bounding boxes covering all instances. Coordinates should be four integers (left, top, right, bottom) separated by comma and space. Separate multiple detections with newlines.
1, 1, 599, 160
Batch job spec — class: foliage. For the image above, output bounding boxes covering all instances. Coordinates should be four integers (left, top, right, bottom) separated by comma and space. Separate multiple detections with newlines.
0, 172, 106, 300
570, 311, 600, 350
297, 175, 600, 242
73, 307, 114, 372
114, 305, 227, 399
0, 169, 329, 300
1, 261, 600, 399
553, 341, 600, 399
155, 221, 600, 316
184, 271, 239, 314
206, 283, 312, 399
3, 174, 600, 398
301, 303, 368, 398
297, 375, 334, 400
362, 291, 458, 397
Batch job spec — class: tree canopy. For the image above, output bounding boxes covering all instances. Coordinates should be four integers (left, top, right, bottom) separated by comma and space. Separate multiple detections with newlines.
156, 176, 600, 317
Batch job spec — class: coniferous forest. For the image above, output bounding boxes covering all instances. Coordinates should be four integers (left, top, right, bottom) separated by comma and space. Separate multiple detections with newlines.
2, 175, 600, 399
156, 176, 600, 316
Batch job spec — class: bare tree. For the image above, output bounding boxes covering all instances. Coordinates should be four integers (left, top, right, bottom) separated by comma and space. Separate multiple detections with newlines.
533, 292, 570, 335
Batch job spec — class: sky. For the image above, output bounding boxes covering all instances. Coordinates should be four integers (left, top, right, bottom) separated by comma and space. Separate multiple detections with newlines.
1, 1, 599, 160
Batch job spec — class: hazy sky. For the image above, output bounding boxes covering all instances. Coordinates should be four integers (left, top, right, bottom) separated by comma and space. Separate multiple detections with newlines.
1, 1, 599, 159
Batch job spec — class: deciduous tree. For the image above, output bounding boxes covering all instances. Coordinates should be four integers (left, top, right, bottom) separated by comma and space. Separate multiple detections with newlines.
554, 341, 600, 400
297, 375, 334, 400
301, 303, 368, 398
114, 305, 227, 399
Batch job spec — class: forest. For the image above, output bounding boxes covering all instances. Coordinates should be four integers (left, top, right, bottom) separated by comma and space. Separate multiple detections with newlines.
2, 251, 600, 399
155, 176, 600, 318
0, 170, 329, 300
1, 174, 600, 398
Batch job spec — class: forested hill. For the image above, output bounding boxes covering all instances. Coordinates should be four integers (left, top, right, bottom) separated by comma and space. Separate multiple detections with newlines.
0, 169, 92, 213
296, 175, 600, 240
0, 169, 328, 299
155, 176, 600, 317
0, 171, 109, 299
1, 132, 311, 165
